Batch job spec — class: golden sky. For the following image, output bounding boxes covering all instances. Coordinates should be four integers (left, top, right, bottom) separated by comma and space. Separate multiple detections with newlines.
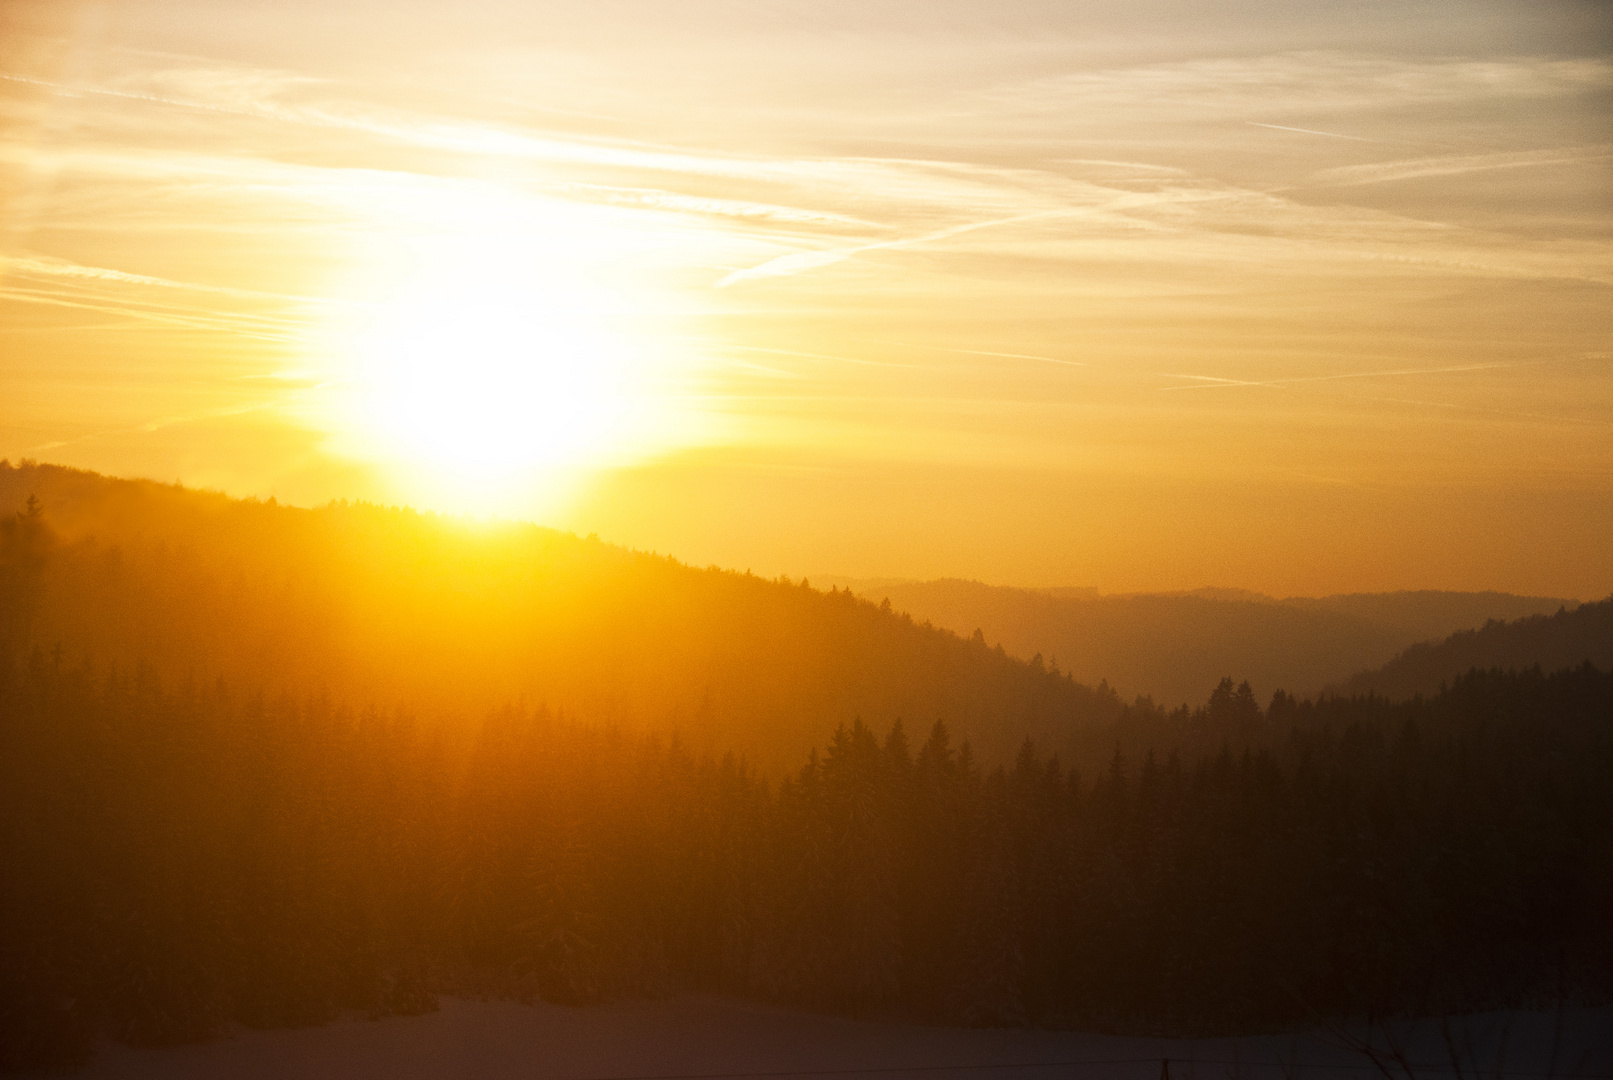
2, 0, 1610, 597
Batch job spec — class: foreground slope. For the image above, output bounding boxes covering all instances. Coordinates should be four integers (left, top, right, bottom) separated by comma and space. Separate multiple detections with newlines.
59, 997, 1613, 1080
1335, 595, 1613, 699
5, 643, 1608, 1068
828, 578, 1571, 706
0, 462, 1117, 769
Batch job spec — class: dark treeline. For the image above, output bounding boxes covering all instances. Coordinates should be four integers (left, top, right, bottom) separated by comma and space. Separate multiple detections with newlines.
1336, 597, 1613, 701
4, 641, 1609, 1071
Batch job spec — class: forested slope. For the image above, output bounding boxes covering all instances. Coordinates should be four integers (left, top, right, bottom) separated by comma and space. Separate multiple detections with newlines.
4, 463, 1610, 1073
1335, 596, 1613, 700
828, 578, 1570, 707
3, 646, 1608, 1071
0, 461, 1118, 770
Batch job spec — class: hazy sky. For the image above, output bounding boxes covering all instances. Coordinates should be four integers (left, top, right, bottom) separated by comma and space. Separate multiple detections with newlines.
2, 0, 1610, 596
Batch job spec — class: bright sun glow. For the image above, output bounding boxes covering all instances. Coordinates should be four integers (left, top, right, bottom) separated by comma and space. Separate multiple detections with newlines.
312, 181, 707, 510
349, 258, 643, 471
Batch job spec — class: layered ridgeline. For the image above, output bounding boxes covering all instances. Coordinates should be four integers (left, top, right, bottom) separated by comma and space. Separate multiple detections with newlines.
0, 462, 1119, 771
824, 577, 1573, 707
4, 463, 1610, 1072
1335, 596, 1613, 700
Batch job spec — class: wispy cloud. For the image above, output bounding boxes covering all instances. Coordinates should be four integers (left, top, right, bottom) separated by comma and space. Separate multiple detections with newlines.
1, 254, 324, 304
0, 256, 319, 342
932, 347, 1085, 367
993, 53, 1613, 120
1305, 146, 1613, 188
713, 181, 1241, 287
4, 39, 1609, 454
716, 211, 1065, 286
0, 71, 345, 130
1156, 356, 1599, 392
866, 341, 1086, 368
2, 68, 812, 187
1247, 122, 1371, 142
718, 345, 907, 369
0, 285, 306, 342
570, 185, 875, 228
22, 397, 294, 457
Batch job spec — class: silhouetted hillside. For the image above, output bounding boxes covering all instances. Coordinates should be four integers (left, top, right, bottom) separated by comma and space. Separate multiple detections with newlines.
1335, 596, 1613, 700
824, 577, 1572, 706
0, 462, 1118, 771
6, 462, 1610, 1074
4, 641, 1608, 1069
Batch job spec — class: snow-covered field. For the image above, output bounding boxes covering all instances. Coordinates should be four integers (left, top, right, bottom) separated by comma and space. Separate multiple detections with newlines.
53, 996, 1613, 1080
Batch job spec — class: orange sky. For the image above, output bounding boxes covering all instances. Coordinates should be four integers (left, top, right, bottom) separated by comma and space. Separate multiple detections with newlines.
2, 0, 1610, 597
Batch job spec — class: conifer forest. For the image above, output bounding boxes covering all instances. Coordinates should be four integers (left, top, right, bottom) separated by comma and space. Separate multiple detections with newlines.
1, 473, 1609, 1072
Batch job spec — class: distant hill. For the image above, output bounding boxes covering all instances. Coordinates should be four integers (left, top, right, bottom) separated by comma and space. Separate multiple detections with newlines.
1334, 596, 1613, 699
818, 577, 1574, 707
0, 462, 1118, 771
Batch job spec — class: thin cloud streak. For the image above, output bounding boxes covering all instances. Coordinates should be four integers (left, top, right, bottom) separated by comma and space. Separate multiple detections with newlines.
1156, 356, 1600, 392
0, 282, 311, 342
20, 397, 296, 457
873, 342, 1087, 367
996, 53, 1613, 120
9, 56, 1606, 300
2, 68, 818, 188
719, 345, 908, 369
934, 348, 1084, 366
715, 188, 1229, 288
1306, 146, 1613, 189
713, 212, 1060, 287
1247, 122, 1372, 141
2, 255, 328, 305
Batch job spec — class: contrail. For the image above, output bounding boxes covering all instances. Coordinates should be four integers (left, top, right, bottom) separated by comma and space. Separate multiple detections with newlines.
1157, 355, 1604, 392
936, 347, 1083, 365
2, 255, 327, 304
720, 344, 906, 368
875, 342, 1086, 367
1247, 122, 1371, 142
717, 211, 1060, 288
1307, 146, 1611, 188
0, 71, 792, 184
717, 187, 1235, 289
1157, 373, 1266, 389
0, 286, 308, 343
0, 71, 338, 128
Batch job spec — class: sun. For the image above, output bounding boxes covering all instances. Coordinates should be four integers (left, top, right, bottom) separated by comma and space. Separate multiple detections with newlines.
303, 177, 721, 514
311, 203, 694, 513
346, 257, 644, 473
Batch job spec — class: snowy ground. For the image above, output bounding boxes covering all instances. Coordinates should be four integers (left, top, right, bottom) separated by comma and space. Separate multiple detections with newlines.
51, 996, 1613, 1080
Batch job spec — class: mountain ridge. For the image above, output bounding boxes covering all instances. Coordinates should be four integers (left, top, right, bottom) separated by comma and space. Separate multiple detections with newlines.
0, 461, 1119, 772
816, 575, 1574, 706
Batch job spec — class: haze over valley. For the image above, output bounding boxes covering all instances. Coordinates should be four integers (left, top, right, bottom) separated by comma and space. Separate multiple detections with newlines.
823, 576, 1581, 706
